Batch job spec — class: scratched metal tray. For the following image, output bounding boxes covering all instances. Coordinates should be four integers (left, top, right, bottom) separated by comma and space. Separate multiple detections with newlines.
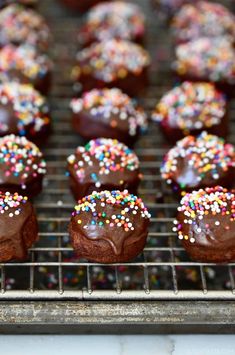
1, 0, 235, 334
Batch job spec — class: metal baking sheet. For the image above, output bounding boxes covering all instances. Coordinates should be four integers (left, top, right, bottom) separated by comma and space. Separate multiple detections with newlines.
0, 0, 235, 334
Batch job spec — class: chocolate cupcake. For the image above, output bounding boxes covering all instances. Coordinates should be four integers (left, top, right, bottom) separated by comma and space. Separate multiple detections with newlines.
78, 1, 145, 47
174, 186, 235, 262
67, 138, 141, 200
172, 1, 235, 44
152, 81, 227, 143
0, 191, 38, 262
0, 82, 50, 144
69, 190, 151, 263
72, 39, 150, 97
173, 37, 235, 95
0, 4, 50, 51
161, 132, 235, 192
0, 44, 52, 95
0, 134, 47, 197
0, 0, 37, 8
71, 88, 147, 145
60, 0, 110, 13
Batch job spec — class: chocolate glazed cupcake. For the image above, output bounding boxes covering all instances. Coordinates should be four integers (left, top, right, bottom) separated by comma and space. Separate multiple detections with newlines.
173, 37, 235, 97
0, 44, 52, 95
174, 186, 235, 262
0, 191, 38, 262
172, 1, 235, 44
0, 4, 50, 51
152, 82, 228, 143
71, 88, 147, 145
0, 82, 51, 145
72, 39, 150, 97
78, 1, 145, 47
0, 134, 47, 197
69, 190, 151, 263
161, 132, 235, 193
67, 138, 141, 200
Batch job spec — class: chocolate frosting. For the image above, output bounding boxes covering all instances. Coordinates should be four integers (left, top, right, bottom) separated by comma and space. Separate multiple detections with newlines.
70, 190, 150, 256
0, 4, 50, 51
67, 138, 140, 194
78, 2, 145, 46
0, 44, 52, 93
161, 132, 235, 191
0, 191, 38, 261
175, 186, 235, 262
0, 82, 50, 141
0, 134, 46, 191
71, 88, 147, 143
67, 138, 141, 200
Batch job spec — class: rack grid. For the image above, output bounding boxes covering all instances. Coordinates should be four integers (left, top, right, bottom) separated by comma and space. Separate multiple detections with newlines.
1, 0, 235, 334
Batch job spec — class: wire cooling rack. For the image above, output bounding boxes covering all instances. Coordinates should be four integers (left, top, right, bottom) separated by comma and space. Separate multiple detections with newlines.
1, 0, 235, 334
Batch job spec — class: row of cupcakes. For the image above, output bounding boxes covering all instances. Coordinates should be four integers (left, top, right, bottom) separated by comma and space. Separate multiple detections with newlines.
0, 1, 54, 207
154, 1, 235, 263
65, 1, 153, 263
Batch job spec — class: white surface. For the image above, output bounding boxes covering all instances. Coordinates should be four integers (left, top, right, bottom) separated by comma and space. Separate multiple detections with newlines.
0, 335, 235, 355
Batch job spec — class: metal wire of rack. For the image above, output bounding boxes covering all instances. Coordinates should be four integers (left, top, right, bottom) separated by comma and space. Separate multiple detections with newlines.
1, 0, 235, 334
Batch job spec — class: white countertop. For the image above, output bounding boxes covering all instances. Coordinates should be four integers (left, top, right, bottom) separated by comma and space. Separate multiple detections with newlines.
0, 335, 235, 355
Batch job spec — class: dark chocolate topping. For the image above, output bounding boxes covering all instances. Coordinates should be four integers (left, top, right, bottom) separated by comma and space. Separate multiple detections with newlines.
0, 134, 46, 189
174, 186, 235, 247
70, 190, 151, 255
67, 138, 140, 190
0, 82, 50, 138
0, 191, 38, 260
0, 4, 50, 51
72, 39, 150, 83
161, 132, 235, 189
71, 88, 147, 138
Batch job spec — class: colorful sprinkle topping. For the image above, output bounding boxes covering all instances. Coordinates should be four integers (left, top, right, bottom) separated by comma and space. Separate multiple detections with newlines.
0, 82, 50, 135
161, 132, 235, 188
67, 138, 139, 188
174, 37, 235, 82
0, 134, 46, 189
72, 190, 151, 232
0, 44, 52, 81
173, 186, 235, 243
71, 88, 147, 137
152, 82, 226, 131
0, 4, 50, 50
0, 191, 28, 217
172, 1, 235, 43
79, 1, 145, 45
73, 39, 150, 83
